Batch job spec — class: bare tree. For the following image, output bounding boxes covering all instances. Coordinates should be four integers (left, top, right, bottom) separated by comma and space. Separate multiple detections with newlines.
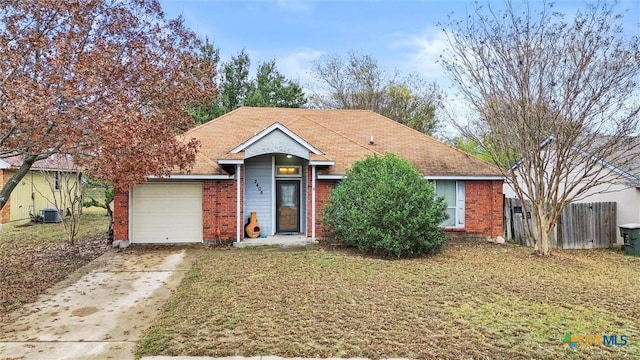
441, 1, 640, 255
37, 161, 84, 244
310, 52, 442, 134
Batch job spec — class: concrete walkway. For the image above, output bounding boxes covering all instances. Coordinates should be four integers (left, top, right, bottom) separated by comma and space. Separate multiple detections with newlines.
0, 247, 198, 360
233, 234, 317, 248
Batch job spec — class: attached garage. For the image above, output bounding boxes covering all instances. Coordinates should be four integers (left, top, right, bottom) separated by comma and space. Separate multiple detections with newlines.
130, 182, 203, 243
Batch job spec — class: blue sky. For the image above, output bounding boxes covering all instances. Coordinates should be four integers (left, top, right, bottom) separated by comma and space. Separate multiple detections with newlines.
159, 0, 639, 120
159, 0, 639, 82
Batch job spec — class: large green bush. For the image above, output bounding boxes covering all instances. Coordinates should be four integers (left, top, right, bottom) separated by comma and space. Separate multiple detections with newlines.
322, 153, 449, 258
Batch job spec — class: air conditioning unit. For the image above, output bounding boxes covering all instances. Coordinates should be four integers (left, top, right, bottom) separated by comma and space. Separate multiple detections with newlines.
40, 208, 61, 223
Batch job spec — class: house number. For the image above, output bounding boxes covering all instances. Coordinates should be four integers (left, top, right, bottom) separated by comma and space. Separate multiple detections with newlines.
253, 179, 263, 195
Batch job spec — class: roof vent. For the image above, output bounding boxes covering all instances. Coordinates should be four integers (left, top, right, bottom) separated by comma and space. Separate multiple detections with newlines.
369, 135, 375, 145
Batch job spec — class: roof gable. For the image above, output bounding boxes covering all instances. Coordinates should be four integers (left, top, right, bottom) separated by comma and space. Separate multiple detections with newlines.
514, 135, 640, 186
230, 122, 322, 159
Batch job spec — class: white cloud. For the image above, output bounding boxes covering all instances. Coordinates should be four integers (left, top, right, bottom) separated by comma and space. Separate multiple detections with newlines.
388, 28, 448, 81
276, 47, 324, 85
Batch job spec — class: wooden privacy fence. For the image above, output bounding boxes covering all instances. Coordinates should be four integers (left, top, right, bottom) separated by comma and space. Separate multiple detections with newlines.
504, 198, 617, 249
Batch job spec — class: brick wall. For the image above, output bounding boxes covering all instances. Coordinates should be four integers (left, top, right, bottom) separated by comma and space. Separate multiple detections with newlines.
0, 170, 9, 224
202, 174, 242, 242
304, 168, 336, 238
113, 188, 129, 241
450, 180, 504, 239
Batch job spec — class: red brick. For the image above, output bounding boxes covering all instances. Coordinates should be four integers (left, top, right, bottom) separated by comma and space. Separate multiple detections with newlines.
202, 167, 244, 241
0, 170, 10, 224
113, 188, 129, 241
446, 180, 503, 239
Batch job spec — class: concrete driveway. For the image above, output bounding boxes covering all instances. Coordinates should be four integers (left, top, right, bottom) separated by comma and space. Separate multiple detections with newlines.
0, 247, 198, 360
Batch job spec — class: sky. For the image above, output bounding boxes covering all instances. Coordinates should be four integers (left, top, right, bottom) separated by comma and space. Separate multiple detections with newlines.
158, 0, 640, 128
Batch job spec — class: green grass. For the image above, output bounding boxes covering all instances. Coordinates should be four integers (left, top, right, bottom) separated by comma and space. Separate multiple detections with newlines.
137, 242, 640, 359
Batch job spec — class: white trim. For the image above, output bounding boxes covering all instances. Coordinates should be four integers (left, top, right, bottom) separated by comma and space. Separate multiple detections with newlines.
148, 174, 234, 180
218, 159, 245, 165
0, 159, 10, 169
424, 175, 504, 180
511, 135, 640, 185
230, 122, 323, 155
571, 146, 640, 184
317, 174, 345, 180
312, 165, 316, 241
236, 164, 241, 243
271, 156, 276, 235
433, 180, 466, 229
128, 186, 132, 242
309, 160, 335, 166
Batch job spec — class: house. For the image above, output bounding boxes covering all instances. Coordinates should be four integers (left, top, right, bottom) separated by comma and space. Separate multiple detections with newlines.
113, 107, 504, 244
503, 136, 640, 245
0, 154, 80, 224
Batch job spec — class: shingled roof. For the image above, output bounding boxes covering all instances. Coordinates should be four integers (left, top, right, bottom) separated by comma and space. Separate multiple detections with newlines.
180, 107, 503, 178
0, 153, 77, 171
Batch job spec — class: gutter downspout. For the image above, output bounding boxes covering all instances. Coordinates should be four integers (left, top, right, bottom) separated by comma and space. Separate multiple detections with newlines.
312, 165, 316, 241
236, 164, 241, 243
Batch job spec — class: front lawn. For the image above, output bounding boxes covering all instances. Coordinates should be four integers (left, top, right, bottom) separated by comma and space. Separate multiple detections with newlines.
138, 242, 640, 359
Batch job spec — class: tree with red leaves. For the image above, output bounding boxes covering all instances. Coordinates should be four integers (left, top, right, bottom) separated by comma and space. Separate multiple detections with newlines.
0, 0, 217, 210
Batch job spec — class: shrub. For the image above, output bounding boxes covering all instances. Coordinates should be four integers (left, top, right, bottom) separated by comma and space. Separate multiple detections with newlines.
322, 153, 449, 258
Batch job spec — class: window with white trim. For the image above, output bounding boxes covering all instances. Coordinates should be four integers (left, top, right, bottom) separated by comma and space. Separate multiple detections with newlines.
434, 180, 465, 228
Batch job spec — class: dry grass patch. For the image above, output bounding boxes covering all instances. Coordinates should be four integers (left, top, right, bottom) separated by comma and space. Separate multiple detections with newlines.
138, 241, 640, 359
0, 208, 110, 315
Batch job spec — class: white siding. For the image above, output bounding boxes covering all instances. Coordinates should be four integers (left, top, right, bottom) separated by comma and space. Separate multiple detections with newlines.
245, 155, 274, 235
244, 129, 309, 159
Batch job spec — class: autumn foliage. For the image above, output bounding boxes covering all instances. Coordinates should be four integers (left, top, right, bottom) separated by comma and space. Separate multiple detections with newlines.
0, 0, 217, 208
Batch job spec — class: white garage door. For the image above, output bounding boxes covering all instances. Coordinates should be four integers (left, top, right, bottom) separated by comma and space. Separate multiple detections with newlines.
131, 183, 202, 243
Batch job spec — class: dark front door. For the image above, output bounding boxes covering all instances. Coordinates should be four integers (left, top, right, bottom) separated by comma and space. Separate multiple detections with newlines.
276, 180, 299, 233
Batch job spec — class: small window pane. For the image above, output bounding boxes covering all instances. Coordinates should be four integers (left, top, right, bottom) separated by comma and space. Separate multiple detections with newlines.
436, 180, 456, 205
442, 208, 456, 227
276, 166, 300, 176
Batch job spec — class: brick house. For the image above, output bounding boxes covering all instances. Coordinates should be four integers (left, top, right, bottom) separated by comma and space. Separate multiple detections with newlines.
113, 107, 504, 244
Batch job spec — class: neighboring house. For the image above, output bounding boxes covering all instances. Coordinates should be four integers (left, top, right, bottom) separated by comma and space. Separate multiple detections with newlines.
113, 107, 504, 244
503, 136, 640, 244
0, 154, 80, 224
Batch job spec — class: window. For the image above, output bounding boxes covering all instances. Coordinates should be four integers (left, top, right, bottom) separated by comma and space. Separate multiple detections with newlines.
434, 180, 465, 227
276, 166, 301, 177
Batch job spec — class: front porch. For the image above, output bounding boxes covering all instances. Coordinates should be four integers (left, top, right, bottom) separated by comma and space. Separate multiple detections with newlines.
233, 233, 317, 248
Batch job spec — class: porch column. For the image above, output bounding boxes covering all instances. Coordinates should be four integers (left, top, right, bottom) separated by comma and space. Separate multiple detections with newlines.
311, 165, 316, 241
236, 164, 241, 243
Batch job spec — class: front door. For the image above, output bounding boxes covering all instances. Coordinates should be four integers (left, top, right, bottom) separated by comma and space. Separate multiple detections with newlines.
276, 180, 299, 233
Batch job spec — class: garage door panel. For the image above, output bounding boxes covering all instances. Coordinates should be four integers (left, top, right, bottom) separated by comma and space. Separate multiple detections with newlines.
131, 183, 202, 243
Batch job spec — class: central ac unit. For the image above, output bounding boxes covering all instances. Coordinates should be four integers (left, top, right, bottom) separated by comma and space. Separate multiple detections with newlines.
40, 208, 61, 223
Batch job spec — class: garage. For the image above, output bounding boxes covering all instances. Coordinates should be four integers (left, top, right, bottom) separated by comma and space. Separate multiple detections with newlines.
131, 182, 203, 243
